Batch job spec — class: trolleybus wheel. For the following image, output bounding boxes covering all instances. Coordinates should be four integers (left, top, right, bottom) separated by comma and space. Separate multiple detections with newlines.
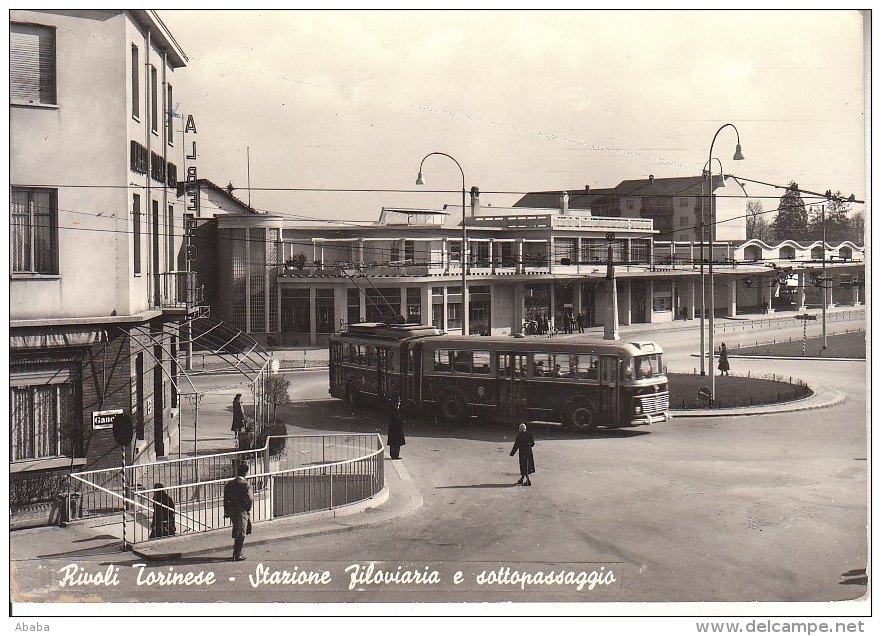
439, 391, 468, 423
345, 382, 361, 407
566, 401, 596, 432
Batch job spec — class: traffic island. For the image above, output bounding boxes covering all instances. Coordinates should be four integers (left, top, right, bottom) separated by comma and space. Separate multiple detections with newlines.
667, 372, 811, 411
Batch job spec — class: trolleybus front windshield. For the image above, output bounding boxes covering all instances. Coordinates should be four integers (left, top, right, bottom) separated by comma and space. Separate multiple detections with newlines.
632, 354, 664, 380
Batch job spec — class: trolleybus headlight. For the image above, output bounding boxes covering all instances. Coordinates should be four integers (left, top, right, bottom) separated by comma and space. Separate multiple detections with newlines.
635, 404, 643, 414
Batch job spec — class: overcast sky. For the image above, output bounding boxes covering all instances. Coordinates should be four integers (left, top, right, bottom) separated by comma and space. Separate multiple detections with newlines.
159, 9, 867, 222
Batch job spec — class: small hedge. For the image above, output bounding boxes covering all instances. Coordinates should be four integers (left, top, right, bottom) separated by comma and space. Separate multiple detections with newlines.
255, 422, 288, 456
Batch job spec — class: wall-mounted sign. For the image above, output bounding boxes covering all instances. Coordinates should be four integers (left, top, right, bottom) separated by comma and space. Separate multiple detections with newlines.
93, 409, 124, 430
144, 397, 154, 418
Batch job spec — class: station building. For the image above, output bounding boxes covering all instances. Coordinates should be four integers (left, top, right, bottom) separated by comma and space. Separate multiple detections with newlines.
188, 185, 865, 347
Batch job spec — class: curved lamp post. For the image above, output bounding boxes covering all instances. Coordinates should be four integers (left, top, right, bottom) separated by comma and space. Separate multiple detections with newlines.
706, 124, 745, 403
416, 152, 468, 335
698, 157, 724, 376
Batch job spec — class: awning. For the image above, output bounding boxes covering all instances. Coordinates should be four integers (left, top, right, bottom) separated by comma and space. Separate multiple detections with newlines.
10, 327, 107, 350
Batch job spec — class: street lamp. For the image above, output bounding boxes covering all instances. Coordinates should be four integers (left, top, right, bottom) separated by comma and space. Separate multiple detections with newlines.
416, 152, 468, 335
698, 157, 725, 377
706, 124, 745, 404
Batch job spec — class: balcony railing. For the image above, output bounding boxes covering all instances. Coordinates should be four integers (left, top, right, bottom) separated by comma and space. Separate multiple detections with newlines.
150, 271, 204, 309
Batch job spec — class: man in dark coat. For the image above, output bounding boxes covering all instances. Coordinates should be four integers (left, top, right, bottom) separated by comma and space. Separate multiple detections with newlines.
387, 397, 406, 460
510, 423, 535, 486
149, 483, 176, 538
223, 462, 253, 561
231, 394, 246, 440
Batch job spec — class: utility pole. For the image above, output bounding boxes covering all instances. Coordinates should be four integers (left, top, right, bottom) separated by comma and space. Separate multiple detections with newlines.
821, 204, 827, 350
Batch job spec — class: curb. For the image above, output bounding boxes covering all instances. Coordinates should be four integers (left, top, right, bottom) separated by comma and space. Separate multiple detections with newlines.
688, 353, 863, 362
669, 387, 846, 418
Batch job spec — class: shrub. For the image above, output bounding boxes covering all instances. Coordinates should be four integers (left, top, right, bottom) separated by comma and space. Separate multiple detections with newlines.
255, 422, 288, 456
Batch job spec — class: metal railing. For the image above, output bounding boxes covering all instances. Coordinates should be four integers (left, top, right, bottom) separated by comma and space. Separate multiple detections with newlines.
68, 434, 384, 545
150, 271, 204, 309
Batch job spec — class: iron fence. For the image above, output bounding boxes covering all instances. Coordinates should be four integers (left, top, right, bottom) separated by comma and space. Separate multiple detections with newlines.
68, 434, 384, 545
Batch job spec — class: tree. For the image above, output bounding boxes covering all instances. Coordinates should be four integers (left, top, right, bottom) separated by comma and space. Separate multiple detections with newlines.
849, 211, 865, 245
745, 200, 774, 242
771, 182, 809, 242
806, 191, 851, 244
265, 373, 292, 424
225, 181, 235, 195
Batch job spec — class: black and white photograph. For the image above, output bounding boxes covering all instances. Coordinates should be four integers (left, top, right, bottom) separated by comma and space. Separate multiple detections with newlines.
6, 6, 871, 630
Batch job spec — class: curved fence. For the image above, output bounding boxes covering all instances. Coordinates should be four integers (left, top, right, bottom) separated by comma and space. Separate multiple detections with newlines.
68, 434, 385, 545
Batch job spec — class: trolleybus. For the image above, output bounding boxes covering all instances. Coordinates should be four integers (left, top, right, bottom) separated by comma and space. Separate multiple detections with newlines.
329, 322, 669, 431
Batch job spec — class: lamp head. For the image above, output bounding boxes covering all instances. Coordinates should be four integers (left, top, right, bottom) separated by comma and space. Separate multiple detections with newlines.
415, 171, 425, 186
733, 143, 745, 161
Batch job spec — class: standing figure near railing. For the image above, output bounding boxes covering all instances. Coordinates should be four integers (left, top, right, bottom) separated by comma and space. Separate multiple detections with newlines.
231, 394, 246, 443
223, 463, 253, 562
149, 483, 176, 539
387, 397, 406, 460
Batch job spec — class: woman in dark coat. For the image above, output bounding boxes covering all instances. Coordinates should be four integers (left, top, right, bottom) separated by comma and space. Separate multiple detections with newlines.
387, 397, 406, 460
510, 423, 535, 486
149, 483, 176, 538
231, 394, 246, 439
718, 343, 730, 376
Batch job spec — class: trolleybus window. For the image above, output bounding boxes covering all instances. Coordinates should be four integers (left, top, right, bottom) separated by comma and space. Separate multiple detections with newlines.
622, 354, 665, 380
434, 350, 452, 372
571, 353, 599, 380
472, 351, 491, 375
498, 353, 526, 378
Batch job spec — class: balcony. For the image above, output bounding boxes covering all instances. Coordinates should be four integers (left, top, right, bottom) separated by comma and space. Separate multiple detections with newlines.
150, 271, 204, 310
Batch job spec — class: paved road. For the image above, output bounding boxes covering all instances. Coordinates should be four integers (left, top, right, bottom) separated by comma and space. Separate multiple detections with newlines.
11, 318, 868, 605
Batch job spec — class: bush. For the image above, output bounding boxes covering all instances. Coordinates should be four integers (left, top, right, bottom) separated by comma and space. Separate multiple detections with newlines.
255, 422, 288, 456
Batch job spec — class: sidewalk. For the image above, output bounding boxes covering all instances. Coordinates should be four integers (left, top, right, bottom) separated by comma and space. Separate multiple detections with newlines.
11, 458, 422, 563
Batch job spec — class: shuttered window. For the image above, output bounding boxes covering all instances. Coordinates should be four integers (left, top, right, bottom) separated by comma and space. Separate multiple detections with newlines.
131, 45, 139, 118
150, 66, 158, 133
10, 366, 79, 462
10, 23, 56, 105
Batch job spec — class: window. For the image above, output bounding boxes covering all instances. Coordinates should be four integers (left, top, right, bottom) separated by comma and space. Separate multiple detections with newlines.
10, 23, 56, 105
131, 45, 139, 118
680, 198, 689, 207
166, 83, 174, 143
150, 66, 158, 133
130, 140, 148, 174
11, 367, 79, 462
571, 353, 599, 380
150, 151, 166, 182
132, 194, 142, 274
316, 288, 335, 334
11, 188, 57, 274
532, 353, 568, 378
472, 351, 491, 375
434, 350, 452, 372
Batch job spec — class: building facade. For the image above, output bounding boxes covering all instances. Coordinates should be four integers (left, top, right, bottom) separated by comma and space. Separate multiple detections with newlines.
10, 10, 193, 526
192, 188, 864, 347
514, 174, 748, 243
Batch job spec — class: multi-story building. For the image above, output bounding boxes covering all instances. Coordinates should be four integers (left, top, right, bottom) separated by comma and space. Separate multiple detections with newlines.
515, 174, 747, 242
10, 10, 194, 525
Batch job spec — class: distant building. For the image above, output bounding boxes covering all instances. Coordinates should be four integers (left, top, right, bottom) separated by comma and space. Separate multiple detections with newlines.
10, 10, 192, 524
515, 174, 748, 243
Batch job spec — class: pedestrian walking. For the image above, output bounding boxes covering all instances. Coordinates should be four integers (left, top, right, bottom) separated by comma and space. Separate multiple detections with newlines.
223, 463, 253, 562
718, 342, 730, 376
149, 483, 176, 539
509, 423, 535, 486
231, 394, 246, 441
576, 312, 584, 333
387, 397, 406, 460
